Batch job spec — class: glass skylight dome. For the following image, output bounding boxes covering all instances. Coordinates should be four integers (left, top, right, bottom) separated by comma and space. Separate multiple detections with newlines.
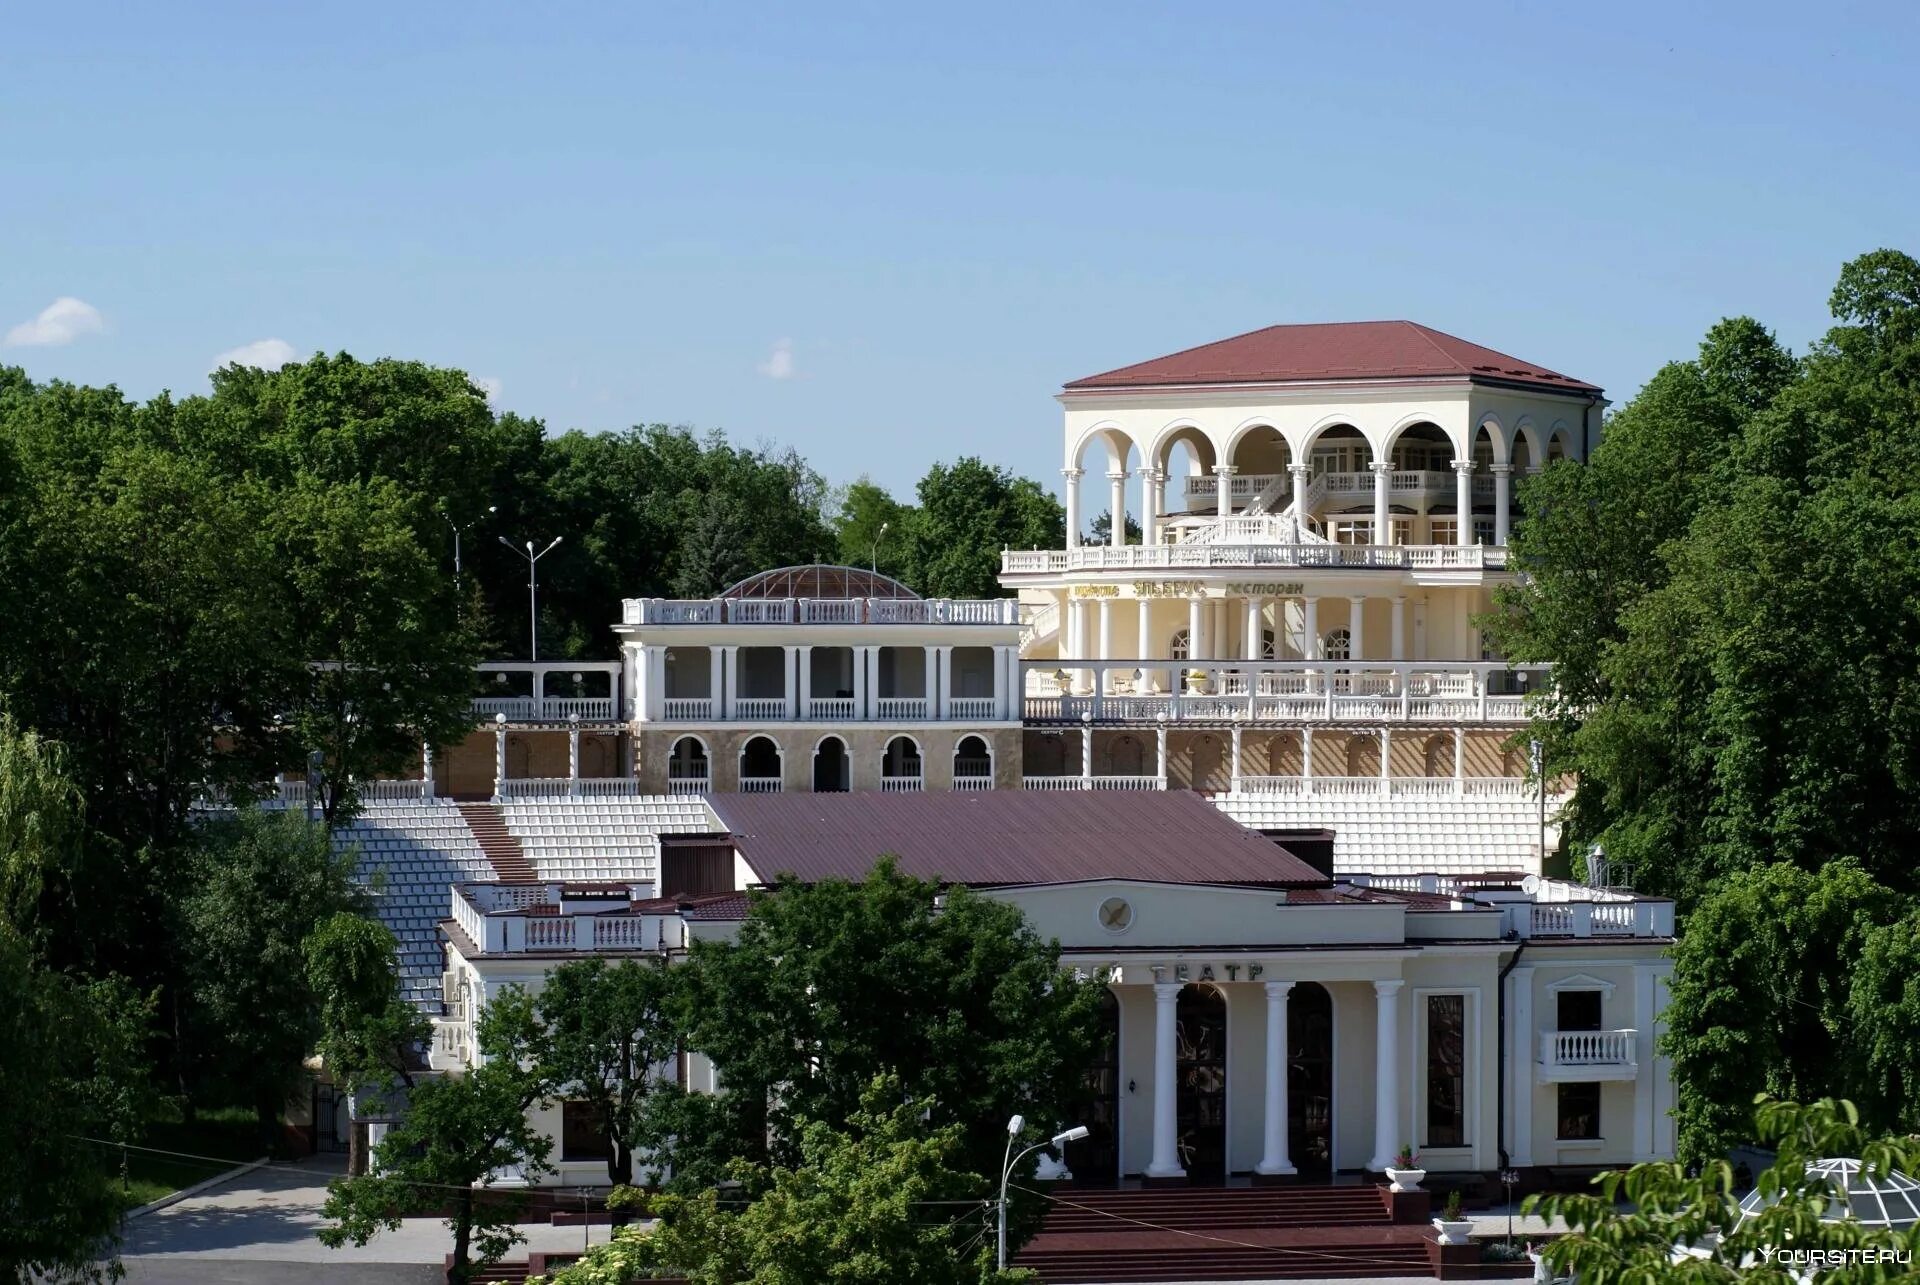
1736, 1157, 1920, 1231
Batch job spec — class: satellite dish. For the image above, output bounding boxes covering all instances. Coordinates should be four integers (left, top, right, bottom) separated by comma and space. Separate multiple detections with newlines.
1520, 874, 1541, 895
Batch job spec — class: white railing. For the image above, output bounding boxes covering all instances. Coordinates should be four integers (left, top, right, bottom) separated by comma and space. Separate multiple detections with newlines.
1185, 473, 1278, 503
664, 698, 713, 720
952, 774, 994, 791
429, 1017, 468, 1070
591, 916, 656, 950
359, 778, 432, 802
879, 775, 925, 793
734, 698, 787, 719
739, 776, 783, 793
496, 777, 573, 799
807, 697, 856, 719
621, 596, 1017, 626
451, 889, 489, 950
728, 599, 793, 624
800, 599, 862, 623
1514, 901, 1674, 938
1230, 776, 1537, 798
1022, 600, 1059, 647
666, 774, 710, 797
1022, 775, 1166, 791
876, 697, 928, 719
577, 777, 641, 798
1541, 1029, 1636, 1067
1001, 543, 1508, 574
1022, 662, 1546, 726
948, 697, 998, 719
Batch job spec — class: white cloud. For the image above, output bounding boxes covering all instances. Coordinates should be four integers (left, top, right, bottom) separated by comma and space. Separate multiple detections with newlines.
757, 338, 798, 380
4, 296, 106, 347
209, 338, 296, 373
473, 375, 503, 405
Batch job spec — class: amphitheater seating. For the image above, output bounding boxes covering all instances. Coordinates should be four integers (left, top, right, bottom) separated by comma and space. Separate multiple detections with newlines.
498, 796, 724, 882
1215, 791, 1558, 874
331, 800, 495, 1011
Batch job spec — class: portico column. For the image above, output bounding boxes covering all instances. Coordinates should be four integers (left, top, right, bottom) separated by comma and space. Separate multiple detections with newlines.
1098, 599, 1115, 690
922, 645, 937, 718
1453, 726, 1465, 795
1378, 727, 1390, 788
1186, 596, 1205, 691
1302, 727, 1314, 781
719, 646, 739, 719
1213, 464, 1237, 519
1107, 470, 1129, 548
491, 716, 507, 802
1147, 982, 1187, 1178
1369, 980, 1405, 1173
568, 716, 581, 796
939, 645, 954, 720
1155, 721, 1169, 787
1371, 460, 1392, 545
784, 645, 800, 720
853, 646, 870, 720
1302, 596, 1320, 695
1390, 597, 1406, 662
1230, 722, 1243, 792
1492, 464, 1513, 545
1257, 981, 1296, 1176
1137, 598, 1157, 693
1080, 715, 1094, 783
708, 647, 724, 718
1245, 596, 1264, 661
1348, 596, 1366, 661
1288, 462, 1310, 518
1063, 468, 1084, 550
421, 742, 434, 801
1454, 460, 1476, 546
797, 645, 813, 718
1143, 468, 1165, 546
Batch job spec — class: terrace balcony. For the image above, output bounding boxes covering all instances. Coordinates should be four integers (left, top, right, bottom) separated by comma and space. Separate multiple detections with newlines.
620, 596, 1021, 626
1000, 541, 1508, 576
1537, 1029, 1639, 1083
471, 661, 624, 724
449, 882, 689, 956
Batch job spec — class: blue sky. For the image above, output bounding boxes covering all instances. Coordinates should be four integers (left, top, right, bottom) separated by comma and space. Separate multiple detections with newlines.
4, 2, 1915, 495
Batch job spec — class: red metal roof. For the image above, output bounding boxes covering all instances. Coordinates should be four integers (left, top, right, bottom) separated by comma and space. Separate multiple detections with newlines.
1063, 321, 1600, 394
707, 791, 1326, 888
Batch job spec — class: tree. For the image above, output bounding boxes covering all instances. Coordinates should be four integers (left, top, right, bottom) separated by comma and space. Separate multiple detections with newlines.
899, 459, 1063, 599
531, 1076, 1033, 1285
177, 808, 370, 1149
500, 958, 683, 1190
1084, 509, 1141, 546
1660, 861, 1904, 1164
1845, 908, 1920, 1134
670, 859, 1103, 1188
319, 989, 553, 1285
831, 478, 911, 579
0, 922, 152, 1284
305, 912, 430, 1175
1526, 1097, 1920, 1283
0, 713, 86, 938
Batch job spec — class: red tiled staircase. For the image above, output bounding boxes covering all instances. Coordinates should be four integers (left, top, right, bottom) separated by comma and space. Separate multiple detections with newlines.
457, 801, 538, 883
1014, 1184, 1433, 1282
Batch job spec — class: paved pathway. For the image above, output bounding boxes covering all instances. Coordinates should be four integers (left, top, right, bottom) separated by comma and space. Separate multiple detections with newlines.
116, 1153, 614, 1278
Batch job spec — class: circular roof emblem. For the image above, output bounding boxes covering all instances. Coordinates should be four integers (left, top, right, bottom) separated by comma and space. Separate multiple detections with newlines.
1098, 896, 1134, 933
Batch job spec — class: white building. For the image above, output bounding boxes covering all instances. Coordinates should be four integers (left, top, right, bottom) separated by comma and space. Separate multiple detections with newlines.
433, 790, 1674, 1195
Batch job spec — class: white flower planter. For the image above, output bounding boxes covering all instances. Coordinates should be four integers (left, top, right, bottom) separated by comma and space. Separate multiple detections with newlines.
1385, 1166, 1426, 1192
1432, 1216, 1474, 1246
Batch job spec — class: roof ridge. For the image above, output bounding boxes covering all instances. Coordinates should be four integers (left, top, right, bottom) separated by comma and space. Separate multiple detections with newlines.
1067, 319, 1411, 387
1398, 321, 1475, 376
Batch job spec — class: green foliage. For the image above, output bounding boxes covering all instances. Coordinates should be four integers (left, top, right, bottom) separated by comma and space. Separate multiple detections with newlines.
1661, 861, 1904, 1163
831, 478, 911, 578
496, 959, 684, 1188
1491, 252, 1920, 907
898, 458, 1064, 599
532, 1076, 1032, 1285
1084, 509, 1140, 545
0, 920, 153, 1283
319, 992, 553, 1285
176, 809, 371, 1149
1526, 1097, 1920, 1283
1846, 908, 1920, 1133
304, 912, 428, 1098
0, 713, 86, 937
670, 859, 1103, 1191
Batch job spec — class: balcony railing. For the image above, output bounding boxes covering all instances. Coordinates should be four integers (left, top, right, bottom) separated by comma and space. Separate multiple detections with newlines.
495, 777, 641, 799
653, 694, 1009, 722
739, 776, 783, 793
953, 775, 994, 791
666, 774, 710, 797
1538, 1029, 1638, 1083
1001, 543, 1508, 574
733, 698, 787, 719
1022, 662, 1544, 726
808, 697, 856, 719
876, 697, 928, 719
1023, 775, 1167, 791
622, 597, 1020, 626
472, 696, 618, 722
879, 775, 925, 793
664, 698, 713, 720
1233, 776, 1539, 798
949, 697, 998, 719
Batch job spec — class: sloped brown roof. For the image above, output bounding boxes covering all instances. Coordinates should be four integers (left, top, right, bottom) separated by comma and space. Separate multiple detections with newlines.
708, 790, 1326, 888
1064, 320, 1599, 394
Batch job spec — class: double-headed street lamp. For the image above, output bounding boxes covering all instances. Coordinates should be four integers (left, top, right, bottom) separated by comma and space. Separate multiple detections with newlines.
442, 504, 497, 600
498, 534, 563, 663
998, 1113, 1088, 1270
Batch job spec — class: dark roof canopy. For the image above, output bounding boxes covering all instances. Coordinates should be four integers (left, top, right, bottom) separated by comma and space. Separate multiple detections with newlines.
708, 790, 1327, 888
720, 564, 920, 600
1065, 320, 1599, 394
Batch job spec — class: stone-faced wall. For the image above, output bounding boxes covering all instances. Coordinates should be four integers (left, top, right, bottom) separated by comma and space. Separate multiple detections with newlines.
636, 726, 1024, 793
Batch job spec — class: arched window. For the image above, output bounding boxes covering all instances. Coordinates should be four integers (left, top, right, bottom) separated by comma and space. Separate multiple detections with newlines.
952, 735, 992, 790
1170, 629, 1191, 661
1422, 735, 1448, 779
1322, 628, 1352, 662
881, 736, 923, 790
1261, 629, 1277, 660
739, 736, 782, 792
668, 736, 710, 794
812, 736, 850, 793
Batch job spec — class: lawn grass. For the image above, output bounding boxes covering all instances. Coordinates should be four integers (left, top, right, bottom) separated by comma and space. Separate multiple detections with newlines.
102, 1103, 264, 1209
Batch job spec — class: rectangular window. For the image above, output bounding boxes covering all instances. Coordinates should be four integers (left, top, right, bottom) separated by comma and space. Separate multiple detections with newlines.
1429, 518, 1457, 545
1557, 990, 1603, 1032
1425, 994, 1465, 1147
1557, 1082, 1601, 1140
562, 1099, 612, 1161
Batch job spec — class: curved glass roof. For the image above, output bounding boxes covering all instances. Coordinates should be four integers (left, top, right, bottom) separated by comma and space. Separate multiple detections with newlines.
719, 564, 920, 601
1737, 1158, 1920, 1230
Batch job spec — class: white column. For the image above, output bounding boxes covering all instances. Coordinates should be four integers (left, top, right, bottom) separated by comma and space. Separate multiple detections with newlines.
1454, 459, 1476, 545
628, 645, 646, 723
1155, 722, 1169, 787
1302, 597, 1319, 659
1371, 459, 1392, 544
1107, 470, 1129, 548
1348, 596, 1366, 661
939, 646, 954, 720
1634, 967, 1658, 1162
1098, 598, 1115, 681
1257, 981, 1296, 1175
1453, 726, 1465, 794
1390, 597, 1406, 662
1148, 982, 1186, 1178
1063, 468, 1084, 549
1213, 464, 1237, 519
1509, 966, 1535, 1165
719, 646, 738, 719
567, 717, 582, 795
1211, 597, 1227, 662
708, 647, 724, 718
1369, 979, 1404, 1172
1137, 598, 1157, 693
1378, 727, 1390, 784
797, 645, 813, 718
1302, 726, 1314, 780
1080, 716, 1094, 782
421, 742, 434, 800
491, 719, 507, 801
1143, 468, 1163, 546
648, 646, 668, 721
853, 646, 870, 720
783, 646, 800, 719
1230, 723, 1243, 792
1186, 596, 1205, 691
922, 645, 937, 717
1492, 464, 1513, 546
1245, 596, 1264, 660
1288, 462, 1310, 517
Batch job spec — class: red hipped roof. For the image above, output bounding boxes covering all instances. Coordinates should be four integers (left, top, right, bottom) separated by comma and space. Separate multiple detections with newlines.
1064, 320, 1599, 394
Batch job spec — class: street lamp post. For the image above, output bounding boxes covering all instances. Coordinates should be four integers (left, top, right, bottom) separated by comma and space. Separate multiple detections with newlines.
498, 534, 563, 662
871, 520, 889, 574
997, 1114, 1088, 1271
443, 504, 497, 599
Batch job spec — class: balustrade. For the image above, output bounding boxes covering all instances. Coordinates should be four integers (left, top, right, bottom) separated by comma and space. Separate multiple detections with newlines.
738, 776, 783, 793
879, 775, 925, 793
1001, 543, 1508, 574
